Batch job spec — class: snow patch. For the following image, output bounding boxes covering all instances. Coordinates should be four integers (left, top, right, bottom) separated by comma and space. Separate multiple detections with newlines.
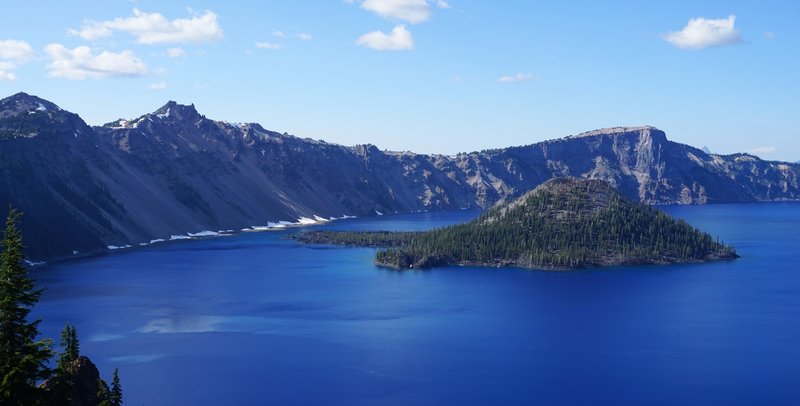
297, 217, 318, 225
149, 238, 166, 244
108, 245, 133, 250
375, 210, 384, 216
248, 226, 272, 232
36, 103, 47, 112
157, 108, 171, 119
187, 230, 219, 238
169, 235, 191, 240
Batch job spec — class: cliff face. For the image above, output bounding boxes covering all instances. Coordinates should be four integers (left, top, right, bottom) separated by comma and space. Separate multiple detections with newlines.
0, 93, 797, 260
455, 126, 799, 205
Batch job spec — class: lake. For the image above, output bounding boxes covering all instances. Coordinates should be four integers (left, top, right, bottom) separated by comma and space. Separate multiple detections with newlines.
32, 203, 800, 405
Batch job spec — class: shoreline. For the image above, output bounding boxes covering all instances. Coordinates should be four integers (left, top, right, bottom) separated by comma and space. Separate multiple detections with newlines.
374, 254, 740, 272
27, 213, 360, 269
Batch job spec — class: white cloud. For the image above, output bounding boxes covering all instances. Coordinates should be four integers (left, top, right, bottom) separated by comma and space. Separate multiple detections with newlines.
255, 41, 282, 50
357, 25, 414, 50
295, 33, 313, 41
272, 31, 285, 38
748, 146, 777, 155
361, 0, 432, 24
764, 31, 776, 40
44, 44, 148, 80
0, 70, 16, 81
497, 73, 536, 83
149, 81, 167, 90
0, 39, 35, 62
166, 47, 186, 58
664, 15, 743, 50
0, 39, 35, 81
436, 0, 451, 9
69, 8, 223, 44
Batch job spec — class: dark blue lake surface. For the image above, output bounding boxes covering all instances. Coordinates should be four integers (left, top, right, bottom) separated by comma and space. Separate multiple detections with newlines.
32, 203, 800, 405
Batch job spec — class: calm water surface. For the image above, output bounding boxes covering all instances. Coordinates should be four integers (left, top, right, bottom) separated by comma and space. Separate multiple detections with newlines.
32, 203, 800, 405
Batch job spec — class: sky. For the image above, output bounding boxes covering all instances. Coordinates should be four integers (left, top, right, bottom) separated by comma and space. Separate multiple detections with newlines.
0, 0, 798, 161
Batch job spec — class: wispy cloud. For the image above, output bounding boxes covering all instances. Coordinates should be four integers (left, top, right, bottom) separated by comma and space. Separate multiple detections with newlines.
166, 47, 186, 58
148, 81, 167, 90
357, 25, 414, 50
69, 8, 223, 44
748, 146, 777, 155
255, 41, 282, 50
663, 15, 743, 50
497, 73, 536, 83
764, 31, 776, 40
295, 33, 313, 41
361, 0, 431, 23
357, 0, 450, 24
45, 44, 148, 80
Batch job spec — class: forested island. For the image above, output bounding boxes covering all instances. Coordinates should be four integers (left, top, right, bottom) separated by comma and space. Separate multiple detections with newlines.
297, 178, 738, 270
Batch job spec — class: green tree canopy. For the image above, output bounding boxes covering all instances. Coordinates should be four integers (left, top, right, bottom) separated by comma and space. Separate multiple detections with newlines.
0, 207, 53, 404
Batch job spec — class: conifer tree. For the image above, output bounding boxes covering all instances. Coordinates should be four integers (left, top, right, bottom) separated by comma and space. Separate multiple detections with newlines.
110, 368, 122, 406
58, 323, 80, 367
0, 207, 52, 404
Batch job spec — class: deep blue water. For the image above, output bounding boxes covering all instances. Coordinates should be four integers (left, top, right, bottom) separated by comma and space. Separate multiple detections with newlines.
32, 203, 800, 405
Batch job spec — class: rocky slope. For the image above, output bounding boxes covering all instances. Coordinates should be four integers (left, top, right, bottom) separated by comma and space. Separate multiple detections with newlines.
0, 92, 797, 261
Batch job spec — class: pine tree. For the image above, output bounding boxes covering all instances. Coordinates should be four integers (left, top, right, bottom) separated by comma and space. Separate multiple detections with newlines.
58, 323, 80, 366
49, 323, 81, 403
110, 368, 122, 406
0, 207, 53, 404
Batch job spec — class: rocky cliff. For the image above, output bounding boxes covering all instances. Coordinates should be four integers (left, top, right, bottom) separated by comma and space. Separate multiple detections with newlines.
0, 93, 797, 260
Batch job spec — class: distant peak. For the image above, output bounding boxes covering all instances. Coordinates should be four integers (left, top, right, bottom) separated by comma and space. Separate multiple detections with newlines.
567, 126, 663, 139
0, 92, 64, 118
152, 100, 200, 120
0, 92, 61, 111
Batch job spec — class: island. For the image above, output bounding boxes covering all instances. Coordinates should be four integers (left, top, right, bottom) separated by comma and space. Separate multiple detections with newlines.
297, 178, 738, 270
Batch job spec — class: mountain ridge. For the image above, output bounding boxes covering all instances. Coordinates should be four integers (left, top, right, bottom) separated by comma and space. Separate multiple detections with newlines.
0, 92, 797, 261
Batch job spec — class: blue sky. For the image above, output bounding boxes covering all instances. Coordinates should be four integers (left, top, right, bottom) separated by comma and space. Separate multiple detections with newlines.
0, 1, 798, 160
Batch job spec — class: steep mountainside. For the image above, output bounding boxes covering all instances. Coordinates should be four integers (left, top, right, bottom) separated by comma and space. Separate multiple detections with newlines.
299, 178, 738, 270
0, 92, 797, 260
454, 126, 800, 205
